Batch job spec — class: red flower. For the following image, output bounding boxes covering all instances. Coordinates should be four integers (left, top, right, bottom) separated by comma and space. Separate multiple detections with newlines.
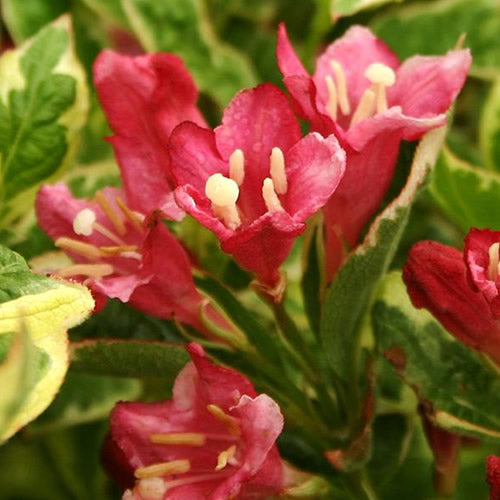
488, 456, 500, 500
104, 343, 284, 499
36, 183, 206, 331
169, 83, 345, 289
94, 50, 206, 220
277, 24, 471, 278
403, 240, 500, 365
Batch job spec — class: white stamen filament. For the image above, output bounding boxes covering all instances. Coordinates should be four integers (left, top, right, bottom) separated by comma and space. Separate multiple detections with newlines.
93, 222, 128, 246
330, 60, 350, 115
215, 445, 237, 471
325, 75, 338, 121
207, 404, 241, 436
162, 471, 233, 493
229, 149, 245, 186
488, 243, 500, 281
150, 433, 206, 446
56, 263, 114, 279
205, 173, 241, 230
350, 88, 376, 127
270, 147, 288, 195
55, 237, 101, 260
137, 478, 167, 500
95, 191, 126, 235
364, 62, 396, 114
115, 196, 145, 232
73, 208, 96, 236
134, 460, 191, 479
262, 178, 284, 212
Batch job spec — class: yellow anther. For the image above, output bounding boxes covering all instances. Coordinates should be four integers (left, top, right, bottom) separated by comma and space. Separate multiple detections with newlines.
330, 60, 350, 115
73, 208, 96, 236
150, 433, 206, 446
137, 478, 167, 500
325, 75, 338, 121
95, 191, 126, 235
115, 196, 144, 232
134, 459, 191, 479
364, 62, 396, 113
262, 178, 284, 213
229, 149, 245, 186
215, 445, 237, 471
488, 242, 500, 281
55, 237, 101, 260
270, 147, 287, 195
350, 88, 376, 127
99, 245, 139, 257
207, 404, 241, 436
56, 263, 114, 279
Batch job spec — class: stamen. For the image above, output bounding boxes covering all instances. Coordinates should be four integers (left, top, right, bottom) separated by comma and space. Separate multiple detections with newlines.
134, 459, 191, 479
99, 245, 139, 257
205, 173, 241, 230
229, 149, 245, 186
270, 147, 288, 195
207, 404, 241, 436
262, 178, 284, 213
93, 222, 127, 246
330, 60, 350, 115
488, 243, 500, 281
56, 263, 114, 279
73, 208, 96, 236
95, 191, 126, 235
350, 88, 376, 127
115, 196, 144, 232
364, 62, 396, 113
55, 237, 101, 260
162, 472, 232, 492
325, 75, 338, 121
150, 433, 206, 446
137, 478, 167, 500
215, 445, 237, 471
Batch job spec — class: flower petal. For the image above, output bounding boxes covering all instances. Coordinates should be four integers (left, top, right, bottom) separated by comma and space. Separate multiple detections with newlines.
284, 132, 345, 220
94, 50, 205, 218
389, 49, 472, 118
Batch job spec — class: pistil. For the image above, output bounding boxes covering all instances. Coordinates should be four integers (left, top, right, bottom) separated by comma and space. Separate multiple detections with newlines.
72, 208, 127, 246
134, 459, 191, 479
262, 178, 284, 212
488, 242, 500, 281
205, 173, 241, 230
350, 88, 376, 127
364, 62, 396, 114
229, 149, 245, 186
270, 147, 288, 194
330, 60, 350, 115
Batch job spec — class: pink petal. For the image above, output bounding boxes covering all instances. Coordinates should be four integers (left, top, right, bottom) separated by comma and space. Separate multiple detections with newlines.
390, 49, 472, 118
487, 455, 500, 500
275, 23, 309, 78
215, 84, 302, 221
92, 273, 152, 303
284, 132, 345, 220
169, 122, 228, 192
312, 26, 399, 129
94, 50, 205, 219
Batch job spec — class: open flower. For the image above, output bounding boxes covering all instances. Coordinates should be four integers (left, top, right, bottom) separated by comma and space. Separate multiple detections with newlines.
169, 83, 345, 292
103, 343, 284, 499
403, 240, 500, 365
277, 24, 471, 278
94, 50, 206, 220
35, 183, 206, 331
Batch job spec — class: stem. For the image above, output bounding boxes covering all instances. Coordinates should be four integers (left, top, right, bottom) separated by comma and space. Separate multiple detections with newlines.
342, 470, 379, 500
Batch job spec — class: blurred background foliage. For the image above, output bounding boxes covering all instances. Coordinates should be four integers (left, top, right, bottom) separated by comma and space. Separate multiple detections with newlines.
0, 0, 499, 498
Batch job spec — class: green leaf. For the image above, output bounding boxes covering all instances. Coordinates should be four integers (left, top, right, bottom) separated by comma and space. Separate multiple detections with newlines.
372, 272, 500, 442
479, 78, 500, 169
30, 370, 141, 433
121, 0, 257, 105
320, 127, 446, 383
69, 339, 189, 382
0, 15, 89, 228
0, 245, 94, 443
372, 0, 500, 80
1, 0, 69, 42
429, 147, 500, 231
332, 0, 404, 18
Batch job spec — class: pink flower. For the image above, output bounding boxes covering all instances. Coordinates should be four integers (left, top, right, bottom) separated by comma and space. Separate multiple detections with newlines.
464, 228, 500, 317
488, 456, 500, 500
35, 183, 206, 331
169, 83, 345, 291
403, 240, 500, 365
277, 24, 471, 278
103, 343, 284, 500
94, 50, 206, 220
